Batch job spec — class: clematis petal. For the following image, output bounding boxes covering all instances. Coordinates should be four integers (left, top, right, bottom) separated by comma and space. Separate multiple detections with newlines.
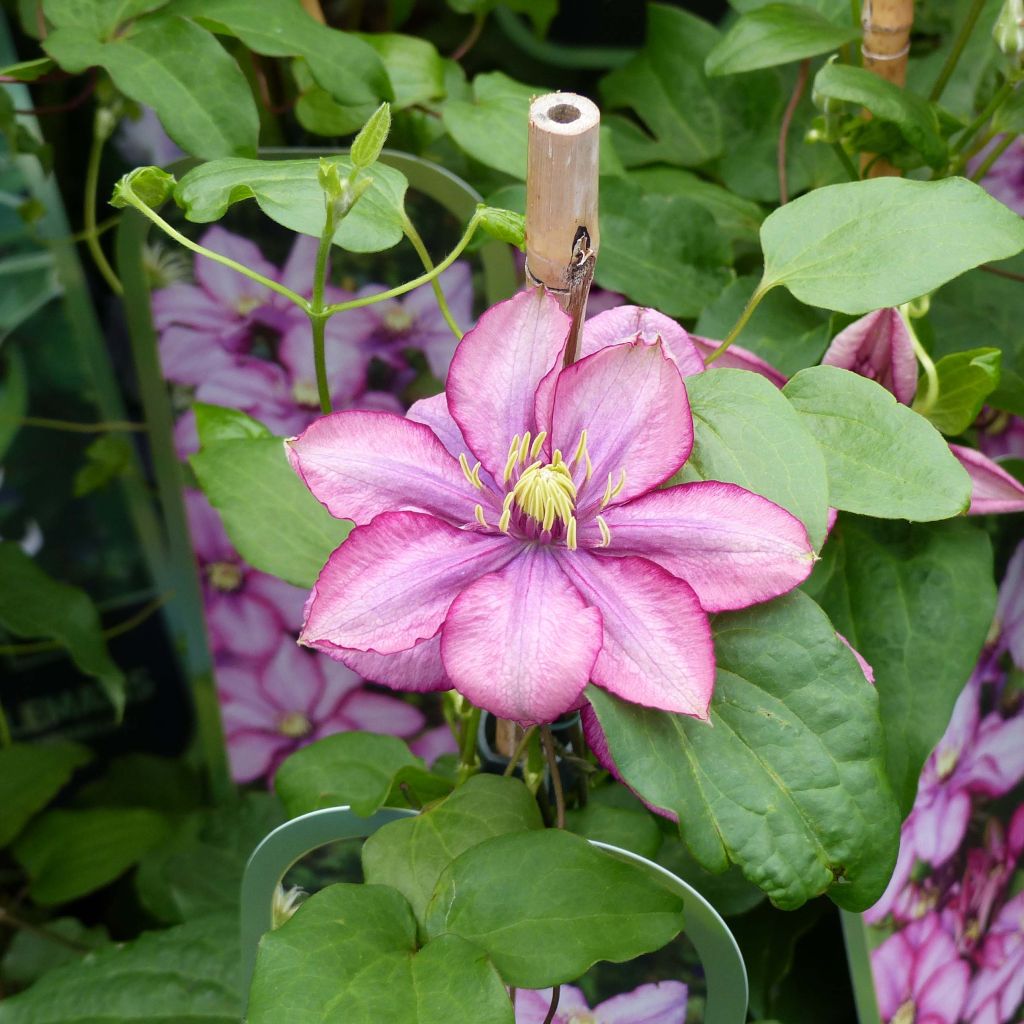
441, 548, 602, 724
404, 262, 474, 378
550, 341, 693, 511
258, 643, 324, 715
158, 325, 239, 386
557, 552, 714, 719
597, 981, 689, 1024
204, 589, 285, 660
515, 986, 589, 1023
821, 308, 918, 405
301, 512, 515, 655
410, 725, 458, 764
195, 357, 290, 417
447, 288, 570, 478
582, 305, 706, 377
334, 635, 450, 693
277, 234, 320, 297
950, 444, 1024, 514
286, 411, 486, 526
152, 282, 236, 333
246, 572, 306, 631
837, 633, 875, 683
224, 729, 291, 784
997, 541, 1024, 670
184, 489, 235, 564
330, 690, 425, 736
310, 656, 364, 719
586, 482, 813, 611
279, 317, 368, 409
194, 226, 277, 313
689, 334, 788, 388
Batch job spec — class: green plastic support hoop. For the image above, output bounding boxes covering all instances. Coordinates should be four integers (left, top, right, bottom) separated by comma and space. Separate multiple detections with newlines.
239, 806, 749, 1023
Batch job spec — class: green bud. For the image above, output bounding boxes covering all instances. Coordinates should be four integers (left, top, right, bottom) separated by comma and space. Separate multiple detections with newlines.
109, 166, 176, 210
476, 204, 526, 250
317, 157, 344, 201
350, 102, 391, 170
994, 0, 1024, 56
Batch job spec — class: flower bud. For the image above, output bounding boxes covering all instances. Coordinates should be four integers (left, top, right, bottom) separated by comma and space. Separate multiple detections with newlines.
476, 204, 526, 250
994, 0, 1024, 56
109, 166, 176, 209
350, 102, 391, 170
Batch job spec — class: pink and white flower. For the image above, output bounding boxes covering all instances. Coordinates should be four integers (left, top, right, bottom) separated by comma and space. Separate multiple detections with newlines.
962, 891, 1024, 1024
287, 289, 815, 725
514, 982, 688, 1024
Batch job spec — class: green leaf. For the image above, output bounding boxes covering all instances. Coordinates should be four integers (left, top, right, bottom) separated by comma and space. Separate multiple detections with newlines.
0, 913, 242, 1024
1, 918, 108, 988
249, 885, 513, 1024
589, 590, 900, 911
169, 0, 390, 112
706, 3, 858, 75
783, 365, 971, 519
13, 808, 171, 905
174, 156, 409, 253
918, 347, 1002, 436
42, 0, 168, 35
804, 515, 996, 813
193, 401, 272, 442
357, 32, 445, 109
0, 742, 92, 848
44, 14, 259, 159
813, 60, 947, 167
274, 732, 421, 817
440, 72, 537, 178
0, 252, 60, 340
0, 544, 125, 716
601, 5, 723, 167
424, 830, 686, 987
758, 177, 1024, 314
447, 0, 557, 33
189, 432, 351, 588
695, 274, 829, 376
0, 347, 28, 462
565, 787, 664, 860
0, 57, 55, 81
683, 369, 830, 550
596, 174, 734, 318
110, 166, 176, 209
73, 433, 133, 497
362, 775, 542, 925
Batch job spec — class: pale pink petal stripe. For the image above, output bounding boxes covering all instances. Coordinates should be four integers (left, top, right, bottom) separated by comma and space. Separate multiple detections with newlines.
558, 552, 714, 719
258, 643, 324, 714
597, 981, 689, 1024
950, 444, 1024, 514
586, 482, 813, 611
447, 289, 570, 479
333, 635, 451, 693
286, 411, 484, 526
335, 690, 425, 736
582, 305, 706, 377
441, 548, 602, 724
301, 512, 516, 655
194, 226, 277, 310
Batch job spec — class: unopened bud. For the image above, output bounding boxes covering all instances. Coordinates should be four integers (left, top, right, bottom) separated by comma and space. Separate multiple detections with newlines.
109, 166, 176, 209
350, 102, 391, 170
994, 0, 1024, 56
476, 204, 526, 250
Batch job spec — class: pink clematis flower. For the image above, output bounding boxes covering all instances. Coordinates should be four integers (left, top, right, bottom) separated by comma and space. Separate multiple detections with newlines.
973, 136, 1024, 216
820, 308, 919, 406
514, 982, 688, 1024
217, 643, 425, 783
949, 444, 1024, 514
185, 490, 306, 660
962, 891, 1024, 1024
979, 414, 1024, 462
872, 913, 970, 1024
996, 540, 1024, 671
287, 289, 815, 725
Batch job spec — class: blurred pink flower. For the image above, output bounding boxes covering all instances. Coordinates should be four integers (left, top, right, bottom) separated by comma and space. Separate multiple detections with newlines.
950, 445, 1024, 515
821, 308, 918, 405
962, 891, 1024, 1024
973, 136, 1024, 217
217, 643, 425, 783
872, 912, 970, 1024
996, 540, 1024, 671
979, 414, 1024, 462
185, 490, 305, 660
514, 982, 688, 1024
409, 724, 458, 765
288, 289, 813, 724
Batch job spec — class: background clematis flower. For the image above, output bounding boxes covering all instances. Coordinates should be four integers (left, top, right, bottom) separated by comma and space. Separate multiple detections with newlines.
216, 643, 425, 783
995, 540, 1024, 670
973, 135, 1024, 216
514, 982, 688, 1024
820, 308, 919, 405
962, 892, 1024, 1024
949, 444, 1024, 514
872, 913, 970, 1024
288, 289, 815, 725
980, 413, 1024, 461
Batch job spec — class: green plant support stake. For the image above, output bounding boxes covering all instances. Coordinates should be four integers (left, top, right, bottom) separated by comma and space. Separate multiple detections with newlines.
239, 806, 749, 1023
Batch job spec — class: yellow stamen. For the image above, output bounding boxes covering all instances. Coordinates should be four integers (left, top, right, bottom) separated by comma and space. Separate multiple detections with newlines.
566, 516, 578, 551
596, 514, 612, 548
474, 504, 488, 527
600, 468, 627, 509
510, 449, 577, 531
571, 429, 589, 467
520, 431, 532, 465
498, 492, 515, 533
503, 434, 521, 484
459, 453, 484, 490
530, 431, 547, 459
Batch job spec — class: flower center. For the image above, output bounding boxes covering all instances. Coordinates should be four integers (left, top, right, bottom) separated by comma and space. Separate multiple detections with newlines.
891, 1000, 916, 1024
292, 378, 321, 409
236, 295, 263, 316
510, 453, 577, 531
278, 711, 312, 738
567, 1014, 596, 1024
208, 561, 243, 592
936, 745, 960, 780
384, 307, 414, 333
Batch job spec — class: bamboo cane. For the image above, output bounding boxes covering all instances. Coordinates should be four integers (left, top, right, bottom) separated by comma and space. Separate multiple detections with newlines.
861, 0, 915, 176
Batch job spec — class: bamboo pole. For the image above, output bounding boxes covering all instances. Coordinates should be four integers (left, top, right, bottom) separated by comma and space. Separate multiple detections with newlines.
525, 92, 601, 364
494, 92, 601, 759
861, 0, 915, 176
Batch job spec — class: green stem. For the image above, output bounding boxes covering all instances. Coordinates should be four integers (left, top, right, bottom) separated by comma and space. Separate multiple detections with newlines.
951, 80, 1017, 160
929, 0, 988, 102
402, 216, 464, 340
458, 702, 482, 773
971, 132, 1017, 181
309, 208, 336, 415
123, 195, 309, 312
502, 725, 538, 777
903, 306, 940, 415
541, 726, 565, 829
831, 142, 860, 181
704, 286, 769, 365
0, 702, 10, 748
0, 414, 146, 433
323, 211, 483, 318
85, 112, 123, 296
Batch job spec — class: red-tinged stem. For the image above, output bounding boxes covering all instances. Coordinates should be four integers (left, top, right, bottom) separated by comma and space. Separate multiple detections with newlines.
14, 70, 95, 115
451, 13, 486, 61
981, 263, 1024, 283
778, 59, 810, 205
542, 986, 561, 1024
541, 726, 565, 829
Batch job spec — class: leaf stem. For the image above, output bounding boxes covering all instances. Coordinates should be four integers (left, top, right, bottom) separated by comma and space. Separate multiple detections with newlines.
458, 702, 482, 776
778, 59, 811, 205
451, 12, 486, 61
704, 286, 768, 365
402, 215, 464, 340
971, 132, 1017, 182
85, 110, 123, 296
0, 414, 147, 433
542, 986, 562, 1024
322, 211, 483, 318
310, 204, 337, 415
541, 725, 565, 829
951, 80, 1017, 160
0, 907, 94, 952
502, 725, 538, 777
831, 142, 860, 181
929, 0, 987, 102
902, 305, 939, 414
